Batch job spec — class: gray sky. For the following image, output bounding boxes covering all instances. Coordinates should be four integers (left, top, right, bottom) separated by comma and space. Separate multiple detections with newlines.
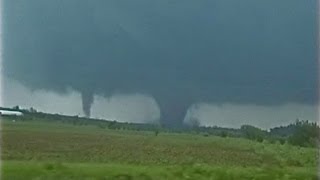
2, 0, 318, 127
2, 78, 160, 124
3, 77, 318, 129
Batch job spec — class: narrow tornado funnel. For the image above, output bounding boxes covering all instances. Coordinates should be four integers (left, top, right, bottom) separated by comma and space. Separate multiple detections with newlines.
81, 90, 94, 118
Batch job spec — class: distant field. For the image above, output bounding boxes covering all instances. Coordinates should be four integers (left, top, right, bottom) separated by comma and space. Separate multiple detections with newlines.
1, 119, 318, 179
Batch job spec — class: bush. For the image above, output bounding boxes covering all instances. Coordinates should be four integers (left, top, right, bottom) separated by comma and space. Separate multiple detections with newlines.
268, 137, 276, 144
256, 137, 264, 143
288, 120, 319, 147
241, 125, 266, 142
278, 138, 286, 145
219, 131, 228, 138
97, 123, 107, 129
154, 130, 159, 136
202, 132, 209, 137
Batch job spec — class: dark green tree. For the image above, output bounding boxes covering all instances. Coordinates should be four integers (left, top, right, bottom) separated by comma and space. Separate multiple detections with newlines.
288, 120, 319, 147
241, 125, 266, 142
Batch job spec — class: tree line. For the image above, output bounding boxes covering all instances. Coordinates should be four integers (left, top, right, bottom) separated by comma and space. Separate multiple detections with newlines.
1, 106, 319, 148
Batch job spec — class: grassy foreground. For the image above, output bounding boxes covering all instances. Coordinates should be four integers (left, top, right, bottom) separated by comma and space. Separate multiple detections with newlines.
1, 119, 319, 179
3, 161, 317, 180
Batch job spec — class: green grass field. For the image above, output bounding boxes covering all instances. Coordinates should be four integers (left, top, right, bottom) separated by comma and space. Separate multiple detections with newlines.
1, 119, 319, 179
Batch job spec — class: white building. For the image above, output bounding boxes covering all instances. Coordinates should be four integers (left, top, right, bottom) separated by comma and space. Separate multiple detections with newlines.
0, 110, 24, 116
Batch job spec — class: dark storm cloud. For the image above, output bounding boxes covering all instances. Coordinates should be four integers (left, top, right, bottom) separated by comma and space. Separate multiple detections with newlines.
2, 0, 318, 126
